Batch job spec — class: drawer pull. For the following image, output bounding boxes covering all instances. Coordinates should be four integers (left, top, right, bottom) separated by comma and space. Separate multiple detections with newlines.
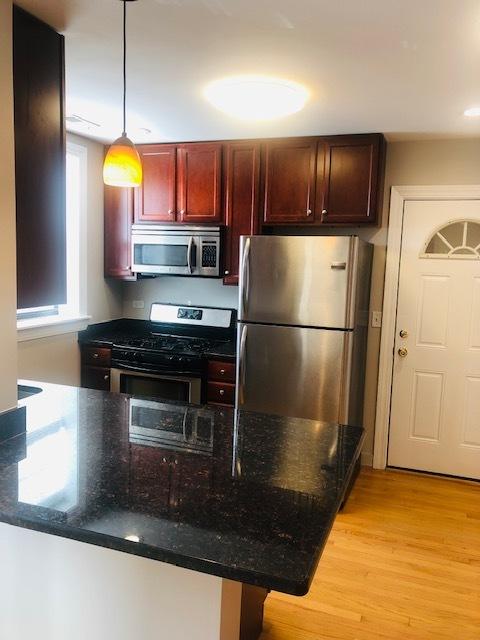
219, 389, 225, 396
93, 353, 99, 358
220, 369, 225, 375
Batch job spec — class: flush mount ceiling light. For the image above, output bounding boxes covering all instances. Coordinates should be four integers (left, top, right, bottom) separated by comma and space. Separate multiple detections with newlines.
103, 0, 143, 188
203, 75, 309, 121
464, 107, 480, 117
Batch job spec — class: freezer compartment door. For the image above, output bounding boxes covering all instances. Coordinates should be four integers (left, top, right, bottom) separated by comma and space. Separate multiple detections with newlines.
239, 235, 357, 329
237, 323, 351, 423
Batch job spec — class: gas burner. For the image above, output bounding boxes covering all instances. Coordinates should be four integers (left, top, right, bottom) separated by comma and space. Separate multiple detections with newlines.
112, 333, 225, 357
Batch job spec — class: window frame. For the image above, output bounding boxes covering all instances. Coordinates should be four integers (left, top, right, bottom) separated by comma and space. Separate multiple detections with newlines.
17, 140, 90, 340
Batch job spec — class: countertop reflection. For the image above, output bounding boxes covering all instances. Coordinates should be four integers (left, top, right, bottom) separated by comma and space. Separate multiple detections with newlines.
0, 381, 363, 595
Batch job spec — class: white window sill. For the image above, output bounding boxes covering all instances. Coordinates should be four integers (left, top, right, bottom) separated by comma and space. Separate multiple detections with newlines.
17, 315, 91, 342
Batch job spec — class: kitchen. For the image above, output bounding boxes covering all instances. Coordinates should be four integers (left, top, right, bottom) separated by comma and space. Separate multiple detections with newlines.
1, 1, 480, 639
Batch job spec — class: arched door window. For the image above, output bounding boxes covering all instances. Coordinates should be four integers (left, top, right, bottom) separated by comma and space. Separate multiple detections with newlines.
422, 220, 480, 258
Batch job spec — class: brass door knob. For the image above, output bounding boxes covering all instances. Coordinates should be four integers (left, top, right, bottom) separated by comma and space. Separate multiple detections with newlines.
398, 347, 408, 358
399, 330, 409, 338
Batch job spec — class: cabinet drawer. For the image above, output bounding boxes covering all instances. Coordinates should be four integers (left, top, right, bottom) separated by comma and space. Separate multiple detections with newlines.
207, 360, 236, 383
81, 366, 111, 391
82, 346, 111, 367
207, 381, 235, 406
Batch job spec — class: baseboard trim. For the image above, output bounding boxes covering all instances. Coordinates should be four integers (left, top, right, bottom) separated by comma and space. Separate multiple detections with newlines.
361, 452, 373, 467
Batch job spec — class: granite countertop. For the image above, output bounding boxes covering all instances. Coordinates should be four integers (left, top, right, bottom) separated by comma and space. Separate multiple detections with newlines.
78, 319, 237, 361
0, 381, 363, 595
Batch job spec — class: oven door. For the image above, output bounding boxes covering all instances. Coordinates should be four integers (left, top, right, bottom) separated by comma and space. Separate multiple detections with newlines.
110, 368, 202, 404
131, 233, 196, 275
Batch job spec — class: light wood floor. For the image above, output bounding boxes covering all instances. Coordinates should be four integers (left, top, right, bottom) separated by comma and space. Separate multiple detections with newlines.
261, 468, 480, 640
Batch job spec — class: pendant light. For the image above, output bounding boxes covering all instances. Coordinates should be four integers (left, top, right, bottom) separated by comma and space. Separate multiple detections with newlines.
103, 0, 142, 187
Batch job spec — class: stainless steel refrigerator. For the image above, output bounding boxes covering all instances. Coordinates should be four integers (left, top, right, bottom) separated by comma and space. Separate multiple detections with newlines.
236, 235, 373, 426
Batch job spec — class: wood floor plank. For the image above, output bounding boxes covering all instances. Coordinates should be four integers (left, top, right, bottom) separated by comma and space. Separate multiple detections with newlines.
260, 468, 480, 640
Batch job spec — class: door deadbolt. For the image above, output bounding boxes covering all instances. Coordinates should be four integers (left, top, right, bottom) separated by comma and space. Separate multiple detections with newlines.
398, 347, 408, 357
399, 330, 409, 338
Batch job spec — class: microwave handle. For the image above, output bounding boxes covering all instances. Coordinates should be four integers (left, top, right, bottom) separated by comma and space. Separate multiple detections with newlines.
187, 237, 194, 274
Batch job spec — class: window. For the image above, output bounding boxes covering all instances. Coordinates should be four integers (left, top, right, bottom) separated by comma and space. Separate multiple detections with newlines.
17, 140, 88, 336
422, 220, 480, 259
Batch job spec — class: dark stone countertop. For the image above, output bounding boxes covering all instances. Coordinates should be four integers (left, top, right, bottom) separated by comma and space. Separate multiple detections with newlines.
0, 381, 363, 595
78, 319, 237, 361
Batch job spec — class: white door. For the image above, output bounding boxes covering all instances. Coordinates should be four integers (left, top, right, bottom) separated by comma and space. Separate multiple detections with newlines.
388, 200, 480, 479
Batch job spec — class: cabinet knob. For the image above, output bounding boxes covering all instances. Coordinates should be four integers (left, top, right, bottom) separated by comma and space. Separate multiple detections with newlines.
306, 209, 312, 216
180, 209, 185, 215
168, 209, 173, 215
93, 353, 99, 359
125, 265, 130, 270
219, 389, 225, 396
322, 209, 328, 215
224, 270, 230, 276
220, 369, 226, 375
103, 374, 109, 380
398, 347, 408, 358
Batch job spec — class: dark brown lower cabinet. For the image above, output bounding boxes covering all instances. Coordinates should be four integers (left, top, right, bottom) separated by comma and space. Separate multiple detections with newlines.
206, 360, 236, 406
81, 366, 111, 391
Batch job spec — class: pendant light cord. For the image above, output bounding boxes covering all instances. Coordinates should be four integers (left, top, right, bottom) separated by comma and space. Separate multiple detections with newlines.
122, 0, 127, 137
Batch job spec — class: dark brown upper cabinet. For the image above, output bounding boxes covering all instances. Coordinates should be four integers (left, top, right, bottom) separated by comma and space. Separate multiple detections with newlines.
14, 7, 66, 309
177, 143, 223, 223
317, 134, 385, 225
263, 138, 317, 224
104, 185, 135, 279
134, 145, 176, 223
223, 142, 261, 285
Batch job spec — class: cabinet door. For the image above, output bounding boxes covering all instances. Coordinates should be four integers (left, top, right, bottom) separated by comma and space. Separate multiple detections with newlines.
134, 145, 176, 222
263, 139, 317, 224
177, 143, 223, 223
81, 366, 111, 391
223, 142, 261, 284
14, 7, 66, 309
318, 134, 385, 225
104, 185, 135, 279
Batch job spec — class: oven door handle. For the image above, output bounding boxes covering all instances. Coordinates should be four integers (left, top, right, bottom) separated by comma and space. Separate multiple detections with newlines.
187, 236, 195, 274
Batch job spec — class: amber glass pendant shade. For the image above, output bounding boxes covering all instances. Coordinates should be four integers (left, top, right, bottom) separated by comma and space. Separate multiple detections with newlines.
103, 1, 142, 188
103, 135, 142, 187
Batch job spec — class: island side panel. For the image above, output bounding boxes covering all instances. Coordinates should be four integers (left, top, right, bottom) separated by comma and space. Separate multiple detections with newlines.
0, 522, 242, 640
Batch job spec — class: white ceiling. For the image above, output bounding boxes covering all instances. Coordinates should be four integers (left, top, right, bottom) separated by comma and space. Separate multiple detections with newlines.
15, 0, 480, 144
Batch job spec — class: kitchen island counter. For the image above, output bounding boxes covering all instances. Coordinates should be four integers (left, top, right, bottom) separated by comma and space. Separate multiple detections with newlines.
0, 381, 363, 639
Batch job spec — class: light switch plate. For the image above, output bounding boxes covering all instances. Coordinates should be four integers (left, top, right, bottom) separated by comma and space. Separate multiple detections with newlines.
371, 311, 382, 328
132, 300, 145, 309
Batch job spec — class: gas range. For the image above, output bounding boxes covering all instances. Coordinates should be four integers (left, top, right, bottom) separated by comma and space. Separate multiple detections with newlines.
110, 303, 236, 379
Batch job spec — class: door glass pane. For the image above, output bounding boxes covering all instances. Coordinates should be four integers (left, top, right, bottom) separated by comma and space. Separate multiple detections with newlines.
134, 244, 188, 266
425, 234, 449, 254
466, 222, 480, 248
439, 222, 464, 247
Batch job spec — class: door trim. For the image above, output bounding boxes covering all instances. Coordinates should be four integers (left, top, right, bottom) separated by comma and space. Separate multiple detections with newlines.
373, 185, 480, 469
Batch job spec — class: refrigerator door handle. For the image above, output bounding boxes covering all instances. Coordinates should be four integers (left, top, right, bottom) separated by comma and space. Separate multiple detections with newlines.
241, 238, 251, 316
239, 324, 248, 403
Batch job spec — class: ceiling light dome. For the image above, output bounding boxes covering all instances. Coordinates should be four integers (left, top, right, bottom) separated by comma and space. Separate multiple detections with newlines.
204, 75, 309, 121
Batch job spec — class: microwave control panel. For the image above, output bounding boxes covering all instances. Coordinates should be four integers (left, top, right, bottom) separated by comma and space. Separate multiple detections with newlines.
202, 243, 218, 268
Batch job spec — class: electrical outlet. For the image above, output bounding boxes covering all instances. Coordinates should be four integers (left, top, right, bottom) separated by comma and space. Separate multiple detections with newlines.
371, 311, 382, 328
132, 300, 145, 309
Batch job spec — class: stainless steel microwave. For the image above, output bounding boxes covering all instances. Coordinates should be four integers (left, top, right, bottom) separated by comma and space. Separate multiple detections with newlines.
131, 225, 221, 276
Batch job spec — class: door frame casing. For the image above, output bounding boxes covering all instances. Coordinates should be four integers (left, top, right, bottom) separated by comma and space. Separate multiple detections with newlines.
373, 185, 480, 469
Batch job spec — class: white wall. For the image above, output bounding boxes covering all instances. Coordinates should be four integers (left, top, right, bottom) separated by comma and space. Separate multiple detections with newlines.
0, 0, 18, 412
18, 134, 123, 386
123, 277, 239, 318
